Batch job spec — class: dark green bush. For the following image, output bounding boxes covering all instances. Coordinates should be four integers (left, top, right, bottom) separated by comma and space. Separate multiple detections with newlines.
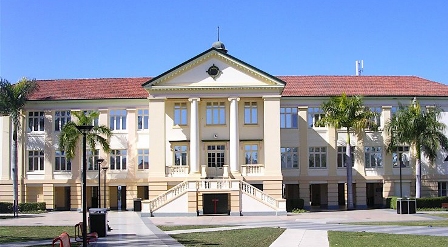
0, 202, 13, 213
286, 198, 304, 212
416, 196, 448, 208
387, 196, 399, 209
18, 202, 47, 212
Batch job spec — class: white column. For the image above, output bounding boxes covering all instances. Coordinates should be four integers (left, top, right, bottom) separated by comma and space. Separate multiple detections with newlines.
229, 97, 240, 173
189, 98, 200, 174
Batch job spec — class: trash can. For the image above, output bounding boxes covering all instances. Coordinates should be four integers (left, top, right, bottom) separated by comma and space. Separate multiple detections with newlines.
397, 198, 417, 214
89, 208, 107, 237
134, 198, 142, 212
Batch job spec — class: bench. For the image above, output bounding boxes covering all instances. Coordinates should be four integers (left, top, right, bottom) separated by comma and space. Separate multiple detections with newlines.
441, 203, 448, 209
74, 222, 98, 244
52, 232, 71, 247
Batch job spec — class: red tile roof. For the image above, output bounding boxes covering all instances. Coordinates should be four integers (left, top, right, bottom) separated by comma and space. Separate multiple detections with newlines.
279, 76, 448, 97
29, 77, 151, 100
28, 76, 448, 101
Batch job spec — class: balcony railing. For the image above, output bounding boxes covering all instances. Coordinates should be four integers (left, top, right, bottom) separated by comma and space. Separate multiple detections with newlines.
166, 166, 189, 177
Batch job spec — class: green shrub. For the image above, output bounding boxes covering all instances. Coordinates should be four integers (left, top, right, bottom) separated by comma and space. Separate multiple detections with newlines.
0, 202, 13, 213
416, 196, 448, 208
18, 202, 47, 212
388, 196, 399, 209
286, 198, 304, 212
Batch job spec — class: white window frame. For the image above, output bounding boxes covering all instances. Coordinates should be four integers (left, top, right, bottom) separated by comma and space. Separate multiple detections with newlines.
137, 149, 149, 170
281, 147, 298, 169
280, 107, 298, 129
110, 109, 127, 130
438, 182, 448, 196
174, 103, 188, 126
308, 107, 325, 128
55, 110, 71, 131
309, 147, 327, 168
55, 150, 71, 171
245, 144, 258, 164
28, 150, 44, 171
87, 149, 99, 170
28, 111, 45, 132
206, 102, 226, 125
110, 149, 127, 170
173, 145, 188, 166
337, 146, 355, 168
364, 146, 383, 168
392, 146, 410, 168
137, 109, 149, 130
244, 102, 258, 125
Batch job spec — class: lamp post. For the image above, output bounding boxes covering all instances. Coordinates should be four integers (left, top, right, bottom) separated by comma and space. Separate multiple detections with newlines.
97, 159, 104, 208
102, 166, 109, 209
76, 125, 93, 247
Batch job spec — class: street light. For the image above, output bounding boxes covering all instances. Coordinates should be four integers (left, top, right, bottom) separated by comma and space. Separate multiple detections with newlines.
76, 124, 93, 247
102, 166, 109, 209
97, 158, 104, 208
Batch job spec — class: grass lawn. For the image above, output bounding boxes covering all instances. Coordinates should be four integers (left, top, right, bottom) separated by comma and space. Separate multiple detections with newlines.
169, 227, 285, 247
329, 231, 448, 247
343, 213, 448, 227
0, 226, 75, 244
158, 225, 232, 231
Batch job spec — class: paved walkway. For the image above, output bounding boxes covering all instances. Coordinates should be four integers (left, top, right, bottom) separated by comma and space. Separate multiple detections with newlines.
0, 209, 447, 246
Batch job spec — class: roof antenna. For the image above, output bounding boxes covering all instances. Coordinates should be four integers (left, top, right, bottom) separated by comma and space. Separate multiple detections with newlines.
355, 60, 364, 76
217, 26, 220, 41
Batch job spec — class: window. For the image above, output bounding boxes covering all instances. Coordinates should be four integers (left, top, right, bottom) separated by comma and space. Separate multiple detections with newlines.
110, 109, 127, 130
438, 182, 448, 196
110, 150, 127, 170
138, 149, 149, 170
206, 102, 225, 125
137, 109, 149, 130
55, 150, 71, 171
244, 102, 258, 124
87, 149, 99, 170
28, 150, 44, 171
281, 147, 298, 168
28, 111, 44, 132
392, 146, 410, 167
83, 110, 99, 126
308, 107, 325, 128
280, 107, 298, 129
174, 145, 188, 166
174, 103, 188, 125
337, 146, 355, 168
309, 147, 327, 168
365, 146, 383, 168
207, 145, 225, 168
245, 144, 258, 164
369, 107, 382, 128
55, 110, 71, 131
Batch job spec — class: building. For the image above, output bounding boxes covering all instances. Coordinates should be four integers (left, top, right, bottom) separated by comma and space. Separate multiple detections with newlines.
1, 42, 448, 216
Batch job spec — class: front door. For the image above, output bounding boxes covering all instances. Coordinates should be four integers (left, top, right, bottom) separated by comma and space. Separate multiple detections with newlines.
206, 145, 225, 178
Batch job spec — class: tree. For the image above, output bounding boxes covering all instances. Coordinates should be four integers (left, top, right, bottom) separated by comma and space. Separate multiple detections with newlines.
58, 111, 112, 161
0, 78, 39, 216
318, 94, 377, 209
385, 98, 448, 198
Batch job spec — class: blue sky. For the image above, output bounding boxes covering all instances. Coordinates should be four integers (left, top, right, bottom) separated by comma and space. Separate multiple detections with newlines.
1, 1, 448, 84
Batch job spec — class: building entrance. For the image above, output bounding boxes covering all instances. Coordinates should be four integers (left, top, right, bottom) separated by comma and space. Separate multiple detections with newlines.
206, 145, 225, 178
202, 193, 229, 215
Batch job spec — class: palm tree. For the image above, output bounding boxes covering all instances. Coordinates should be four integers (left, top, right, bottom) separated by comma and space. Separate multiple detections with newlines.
385, 98, 448, 198
58, 111, 112, 161
318, 93, 377, 209
0, 78, 39, 216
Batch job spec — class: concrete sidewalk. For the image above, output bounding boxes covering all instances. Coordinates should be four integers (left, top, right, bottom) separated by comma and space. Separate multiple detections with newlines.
1, 209, 447, 247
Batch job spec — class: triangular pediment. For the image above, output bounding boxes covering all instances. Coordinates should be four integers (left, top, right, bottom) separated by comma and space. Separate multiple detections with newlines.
142, 48, 285, 92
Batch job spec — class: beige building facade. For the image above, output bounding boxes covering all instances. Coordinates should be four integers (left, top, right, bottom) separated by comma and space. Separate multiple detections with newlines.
1, 43, 448, 215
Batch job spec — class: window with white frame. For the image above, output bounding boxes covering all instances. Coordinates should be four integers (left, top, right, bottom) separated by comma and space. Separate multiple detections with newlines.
244, 102, 258, 124
110, 149, 127, 170
110, 109, 127, 130
174, 103, 188, 125
28, 150, 44, 171
206, 102, 225, 125
55, 150, 71, 171
308, 107, 325, 128
438, 182, 448, 196
87, 149, 99, 170
55, 110, 71, 131
245, 144, 258, 164
337, 146, 355, 168
364, 146, 383, 168
28, 111, 45, 132
369, 107, 382, 128
174, 145, 188, 166
392, 146, 410, 167
281, 147, 298, 168
138, 149, 149, 170
137, 109, 149, 130
309, 147, 327, 168
280, 107, 298, 129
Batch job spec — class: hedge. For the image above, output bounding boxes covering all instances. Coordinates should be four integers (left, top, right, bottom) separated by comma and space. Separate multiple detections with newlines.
0, 202, 46, 213
286, 198, 304, 211
387, 196, 448, 209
